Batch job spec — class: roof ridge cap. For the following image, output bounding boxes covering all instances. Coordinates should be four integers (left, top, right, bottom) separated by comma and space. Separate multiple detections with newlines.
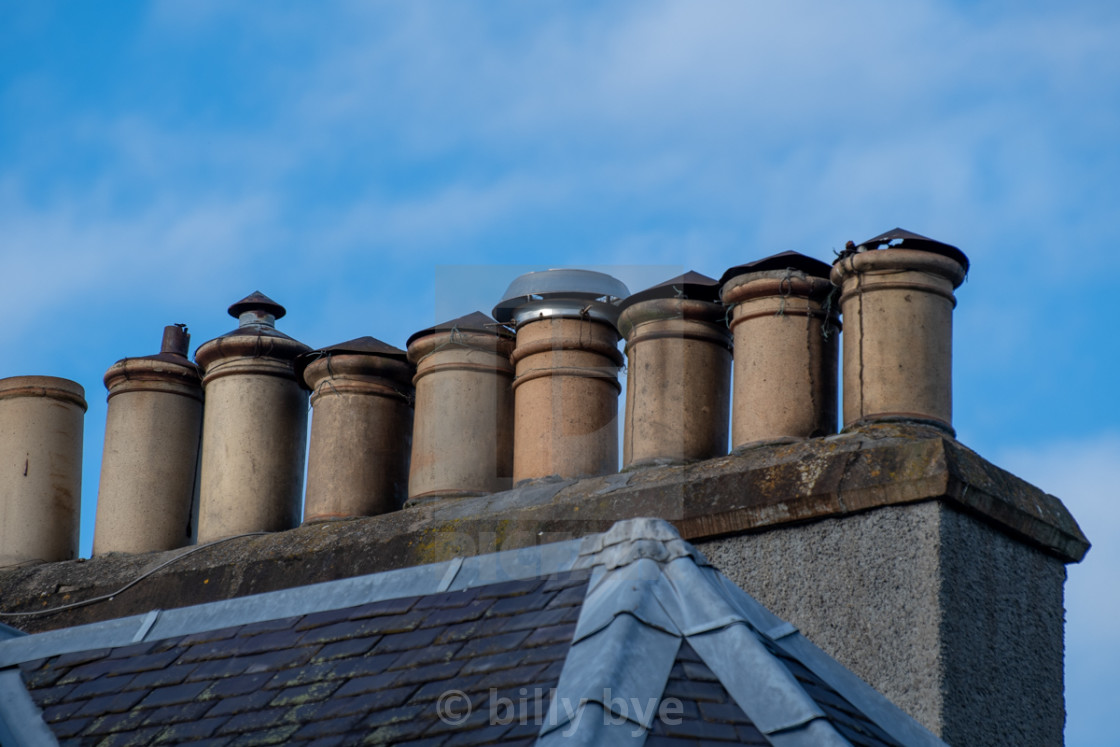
572, 518, 709, 571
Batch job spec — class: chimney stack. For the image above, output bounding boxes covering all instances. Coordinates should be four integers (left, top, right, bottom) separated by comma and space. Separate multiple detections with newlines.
299, 337, 414, 521
830, 229, 968, 433
406, 312, 514, 505
0, 376, 86, 566
493, 269, 628, 482
194, 292, 310, 542
720, 252, 839, 446
93, 324, 203, 555
617, 272, 731, 468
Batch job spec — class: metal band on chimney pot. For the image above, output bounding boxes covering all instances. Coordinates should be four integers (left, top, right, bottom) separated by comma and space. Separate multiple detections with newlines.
830, 228, 969, 434
194, 292, 311, 542
493, 269, 629, 483
298, 337, 415, 521
617, 272, 731, 468
93, 325, 203, 555
720, 252, 840, 447
0, 376, 86, 566
405, 312, 514, 506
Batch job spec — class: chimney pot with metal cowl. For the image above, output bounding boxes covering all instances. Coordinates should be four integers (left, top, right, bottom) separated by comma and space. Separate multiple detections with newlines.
194, 292, 311, 542
0, 376, 86, 566
493, 269, 629, 483
720, 252, 840, 447
405, 312, 514, 506
93, 324, 203, 555
299, 337, 415, 522
830, 228, 969, 434
617, 272, 731, 468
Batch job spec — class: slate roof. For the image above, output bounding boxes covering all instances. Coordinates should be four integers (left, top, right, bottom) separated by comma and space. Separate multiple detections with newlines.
0, 519, 945, 746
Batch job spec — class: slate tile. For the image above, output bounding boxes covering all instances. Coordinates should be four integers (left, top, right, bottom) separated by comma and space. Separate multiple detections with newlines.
458, 651, 524, 676
138, 680, 210, 708
84, 708, 153, 737
682, 660, 721, 683
73, 690, 147, 718
49, 714, 93, 738
200, 671, 273, 699
52, 648, 112, 669
127, 662, 199, 689
358, 611, 430, 636
239, 646, 316, 674
734, 723, 773, 745
212, 630, 295, 657
433, 619, 489, 644
216, 707, 294, 734
392, 659, 464, 687
541, 570, 590, 592
486, 592, 553, 617
360, 717, 430, 744
268, 679, 344, 707
349, 595, 419, 619
294, 606, 356, 631
332, 670, 403, 697
325, 652, 400, 680
27, 682, 76, 706
547, 582, 587, 606
388, 642, 463, 670
662, 678, 727, 704
298, 617, 396, 645
310, 636, 377, 662
104, 649, 182, 676
179, 627, 240, 646
205, 689, 279, 718
147, 716, 229, 743
239, 615, 301, 635
412, 674, 486, 702
70, 674, 137, 700
20, 660, 66, 689
698, 699, 752, 724
475, 662, 548, 690
413, 587, 479, 611
455, 630, 532, 658
92, 725, 166, 746
476, 578, 543, 599
317, 686, 416, 719
361, 703, 428, 729
520, 640, 570, 664
521, 623, 575, 648
41, 699, 85, 723
370, 626, 442, 654
289, 713, 363, 739
146, 636, 187, 653
498, 605, 577, 633
661, 716, 740, 740
225, 723, 301, 745
301, 737, 348, 747
420, 600, 493, 628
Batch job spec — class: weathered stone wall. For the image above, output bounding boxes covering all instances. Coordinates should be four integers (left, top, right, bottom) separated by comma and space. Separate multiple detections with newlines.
699, 502, 1067, 746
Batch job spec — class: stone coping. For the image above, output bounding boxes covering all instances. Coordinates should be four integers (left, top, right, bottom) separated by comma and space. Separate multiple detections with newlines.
0, 423, 1088, 633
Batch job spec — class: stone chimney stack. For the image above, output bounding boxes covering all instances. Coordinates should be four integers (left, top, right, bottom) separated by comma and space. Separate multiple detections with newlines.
299, 337, 414, 521
617, 272, 731, 468
406, 312, 514, 505
830, 229, 968, 433
93, 325, 203, 555
194, 292, 310, 542
493, 269, 628, 482
720, 252, 839, 447
0, 376, 86, 566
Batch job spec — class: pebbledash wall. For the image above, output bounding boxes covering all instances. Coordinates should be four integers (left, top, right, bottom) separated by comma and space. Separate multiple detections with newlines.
0, 229, 1090, 746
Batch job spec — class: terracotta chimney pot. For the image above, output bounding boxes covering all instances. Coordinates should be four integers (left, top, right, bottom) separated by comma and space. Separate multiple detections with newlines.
93, 325, 203, 555
406, 312, 514, 505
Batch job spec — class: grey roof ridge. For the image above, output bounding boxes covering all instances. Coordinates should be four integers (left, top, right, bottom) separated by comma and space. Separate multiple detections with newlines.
546, 517, 947, 747
0, 669, 58, 747
0, 538, 583, 670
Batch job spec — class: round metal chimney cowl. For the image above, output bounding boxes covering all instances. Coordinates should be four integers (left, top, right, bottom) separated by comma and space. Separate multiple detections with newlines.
492, 269, 630, 328
229, 290, 287, 328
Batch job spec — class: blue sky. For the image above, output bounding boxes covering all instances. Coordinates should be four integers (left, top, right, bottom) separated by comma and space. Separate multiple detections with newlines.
2, 1, 1117, 743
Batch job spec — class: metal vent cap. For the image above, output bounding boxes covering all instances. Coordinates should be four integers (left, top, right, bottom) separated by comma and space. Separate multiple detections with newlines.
492, 269, 630, 327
